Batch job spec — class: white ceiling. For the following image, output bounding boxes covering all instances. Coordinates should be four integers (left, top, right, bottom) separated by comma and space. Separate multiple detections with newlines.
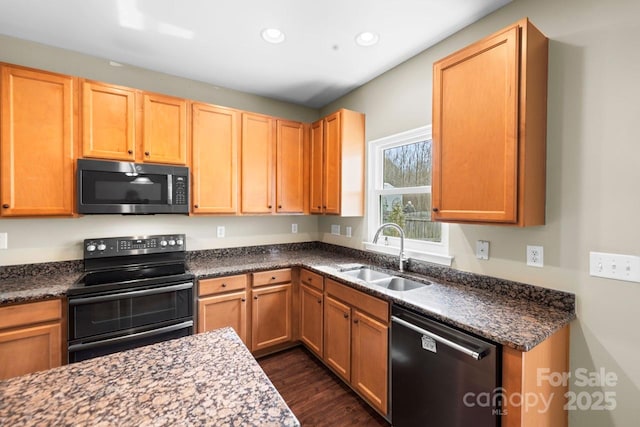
0, 0, 511, 108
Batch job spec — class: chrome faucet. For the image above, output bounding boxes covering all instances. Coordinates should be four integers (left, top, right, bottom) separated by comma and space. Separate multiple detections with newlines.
372, 223, 407, 272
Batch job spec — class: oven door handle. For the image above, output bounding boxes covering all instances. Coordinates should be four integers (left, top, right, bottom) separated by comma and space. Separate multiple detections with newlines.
68, 282, 193, 305
68, 320, 193, 352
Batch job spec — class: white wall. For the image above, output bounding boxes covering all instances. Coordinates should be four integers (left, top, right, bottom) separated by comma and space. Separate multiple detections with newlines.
319, 0, 640, 425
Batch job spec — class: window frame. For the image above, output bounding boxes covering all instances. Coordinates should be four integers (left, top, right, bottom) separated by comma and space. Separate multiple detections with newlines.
366, 125, 453, 266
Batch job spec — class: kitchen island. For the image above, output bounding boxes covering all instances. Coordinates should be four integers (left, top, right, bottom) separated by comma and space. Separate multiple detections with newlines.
0, 327, 299, 427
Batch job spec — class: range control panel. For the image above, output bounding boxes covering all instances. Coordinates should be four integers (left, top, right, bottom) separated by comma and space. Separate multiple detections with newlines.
83, 234, 186, 258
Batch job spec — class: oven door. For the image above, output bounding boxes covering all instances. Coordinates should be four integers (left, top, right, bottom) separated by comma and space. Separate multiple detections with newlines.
68, 281, 193, 362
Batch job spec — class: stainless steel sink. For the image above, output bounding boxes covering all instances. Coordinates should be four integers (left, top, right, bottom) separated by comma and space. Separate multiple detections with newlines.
341, 267, 429, 291
376, 277, 426, 291
342, 268, 392, 282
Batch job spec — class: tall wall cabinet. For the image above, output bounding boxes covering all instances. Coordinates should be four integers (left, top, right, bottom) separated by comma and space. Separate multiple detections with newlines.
432, 18, 548, 226
0, 65, 77, 217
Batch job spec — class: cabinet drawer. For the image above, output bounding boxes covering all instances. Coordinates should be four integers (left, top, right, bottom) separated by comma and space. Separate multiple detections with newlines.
253, 269, 292, 287
325, 279, 389, 323
199, 274, 247, 296
300, 269, 323, 291
0, 299, 62, 330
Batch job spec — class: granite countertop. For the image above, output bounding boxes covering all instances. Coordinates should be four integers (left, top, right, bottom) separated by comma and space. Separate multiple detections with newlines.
0, 327, 299, 427
0, 245, 576, 351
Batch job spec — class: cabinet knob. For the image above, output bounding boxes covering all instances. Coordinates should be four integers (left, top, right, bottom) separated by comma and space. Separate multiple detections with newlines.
343, 313, 349, 319
353, 319, 359, 324
268, 205, 272, 209
144, 151, 150, 156
241, 298, 246, 302
278, 205, 282, 209
323, 206, 327, 209
221, 283, 227, 287
254, 296, 258, 300
1, 204, 8, 209
271, 276, 276, 280
432, 207, 439, 212
317, 299, 322, 304
194, 204, 199, 209
127, 149, 133, 154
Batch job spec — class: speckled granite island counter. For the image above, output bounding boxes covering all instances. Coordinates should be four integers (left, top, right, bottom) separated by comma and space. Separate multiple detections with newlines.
0, 327, 299, 427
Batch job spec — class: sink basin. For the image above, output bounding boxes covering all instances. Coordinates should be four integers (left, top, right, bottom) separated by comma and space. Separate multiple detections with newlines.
376, 277, 427, 291
341, 267, 428, 291
342, 268, 392, 282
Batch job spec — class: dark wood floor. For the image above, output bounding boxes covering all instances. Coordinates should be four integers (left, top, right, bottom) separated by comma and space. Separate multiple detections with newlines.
258, 346, 390, 427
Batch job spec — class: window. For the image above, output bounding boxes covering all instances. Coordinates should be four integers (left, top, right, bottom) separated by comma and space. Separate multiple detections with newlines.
366, 125, 452, 266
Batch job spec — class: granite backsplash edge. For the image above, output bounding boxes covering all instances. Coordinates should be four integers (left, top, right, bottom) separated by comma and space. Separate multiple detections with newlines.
0, 241, 575, 313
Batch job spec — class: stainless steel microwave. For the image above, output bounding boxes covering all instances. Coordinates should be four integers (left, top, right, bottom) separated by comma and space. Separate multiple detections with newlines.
77, 159, 189, 214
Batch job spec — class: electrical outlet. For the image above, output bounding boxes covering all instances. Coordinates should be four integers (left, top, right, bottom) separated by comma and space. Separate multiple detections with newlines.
589, 251, 640, 283
291, 223, 298, 234
527, 245, 544, 267
476, 240, 489, 260
216, 226, 225, 238
331, 224, 340, 236
346, 226, 352, 238
0, 232, 7, 249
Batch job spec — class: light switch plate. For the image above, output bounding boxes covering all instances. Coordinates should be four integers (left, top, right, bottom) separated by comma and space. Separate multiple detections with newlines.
0, 233, 7, 249
589, 251, 640, 283
216, 226, 225, 238
476, 240, 489, 260
331, 225, 340, 235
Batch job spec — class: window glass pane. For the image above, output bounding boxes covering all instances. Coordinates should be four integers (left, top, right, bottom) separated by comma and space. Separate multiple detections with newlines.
379, 193, 441, 242
383, 141, 432, 188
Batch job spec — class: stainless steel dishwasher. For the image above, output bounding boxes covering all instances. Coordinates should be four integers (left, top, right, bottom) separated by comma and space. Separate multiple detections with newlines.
391, 305, 501, 427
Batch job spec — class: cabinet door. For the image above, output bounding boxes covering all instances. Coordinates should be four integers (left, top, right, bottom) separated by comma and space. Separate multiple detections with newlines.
241, 113, 275, 213
323, 111, 341, 214
81, 80, 136, 161
432, 26, 519, 223
323, 295, 351, 381
300, 284, 323, 357
251, 283, 291, 351
276, 120, 305, 213
352, 309, 389, 415
0, 66, 76, 216
192, 104, 239, 214
142, 93, 188, 165
198, 290, 248, 345
309, 119, 324, 214
0, 322, 62, 380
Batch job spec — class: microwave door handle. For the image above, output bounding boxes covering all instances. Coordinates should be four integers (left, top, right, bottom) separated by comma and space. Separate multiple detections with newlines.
67, 321, 193, 352
68, 282, 193, 306
167, 174, 173, 205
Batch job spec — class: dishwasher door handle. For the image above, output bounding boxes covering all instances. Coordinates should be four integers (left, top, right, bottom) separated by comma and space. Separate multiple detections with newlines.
392, 315, 488, 360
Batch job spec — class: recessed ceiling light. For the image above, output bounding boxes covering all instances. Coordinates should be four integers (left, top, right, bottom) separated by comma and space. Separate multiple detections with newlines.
355, 31, 379, 47
261, 28, 285, 44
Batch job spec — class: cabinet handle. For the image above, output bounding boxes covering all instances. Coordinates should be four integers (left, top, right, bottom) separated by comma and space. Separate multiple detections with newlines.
1, 204, 8, 209
343, 313, 349, 319
432, 207, 439, 212
221, 283, 227, 287
144, 151, 150, 156
127, 149, 133, 154
241, 298, 246, 302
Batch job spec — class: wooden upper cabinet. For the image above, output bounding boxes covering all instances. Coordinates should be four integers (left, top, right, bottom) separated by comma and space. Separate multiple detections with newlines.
191, 103, 240, 214
276, 120, 305, 213
142, 93, 188, 165
432, 18, 548, 226
81, 80, 136, 161
241, 113, 275, 214
0, 65, 76, 217
309, 120, 324, 214
310, 109, 365, 216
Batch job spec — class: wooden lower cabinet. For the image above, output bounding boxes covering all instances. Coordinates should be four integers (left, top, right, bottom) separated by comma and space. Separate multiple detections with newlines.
323, 280, 390, 416
351, 309, 389, 414
251, 283, 292, 352
323, 295, 352, 381
300, 284, 323, 357
0, 299, 63, 380
198, 291, 248, 345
